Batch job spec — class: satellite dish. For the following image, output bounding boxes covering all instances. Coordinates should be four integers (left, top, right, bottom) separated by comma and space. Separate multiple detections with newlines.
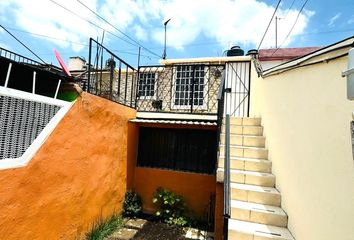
53, 49, 71, 77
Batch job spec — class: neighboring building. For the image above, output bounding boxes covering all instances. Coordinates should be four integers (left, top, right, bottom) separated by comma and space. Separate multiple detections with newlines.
258, 47, 321, 70
68, 56, 87, 71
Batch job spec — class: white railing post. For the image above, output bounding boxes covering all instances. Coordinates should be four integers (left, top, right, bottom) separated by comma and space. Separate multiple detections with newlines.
32, 71, 36, 94
4, 62, 12, 88
54, 79, 61, 99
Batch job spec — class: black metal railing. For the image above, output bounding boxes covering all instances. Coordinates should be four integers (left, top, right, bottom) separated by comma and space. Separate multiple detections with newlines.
0, 47, 42, 66
136, 64, 224, 114
86, 38, 137, 108
223, 114, 231, 240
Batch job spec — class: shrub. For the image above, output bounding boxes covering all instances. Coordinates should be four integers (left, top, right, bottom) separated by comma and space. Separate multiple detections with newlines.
152, 187, 189, 226
123, 190, 142, 217
85, 213, 123, 240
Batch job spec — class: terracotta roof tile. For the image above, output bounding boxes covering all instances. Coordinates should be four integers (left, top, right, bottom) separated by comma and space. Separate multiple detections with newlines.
259, 47, 321, 61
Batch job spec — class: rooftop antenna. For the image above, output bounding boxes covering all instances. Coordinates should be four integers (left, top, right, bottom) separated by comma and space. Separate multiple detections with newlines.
162, 18, 171, 60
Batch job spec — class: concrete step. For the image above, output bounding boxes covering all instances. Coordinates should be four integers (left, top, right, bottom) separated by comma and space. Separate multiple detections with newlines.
223, 125, 264, 136
220, 145, 268, 159
220, 134, 266, 147
228, 219, 295, 240
217, 169, 275, 187
225, 117, 262, 126
218, 156, 272, 173
231, 183, 281, 207
231, 200, 288, 227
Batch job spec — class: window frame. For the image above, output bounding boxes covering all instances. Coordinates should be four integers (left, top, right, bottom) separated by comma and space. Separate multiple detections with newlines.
171, 65, 208, 110
137, 72, 157, 99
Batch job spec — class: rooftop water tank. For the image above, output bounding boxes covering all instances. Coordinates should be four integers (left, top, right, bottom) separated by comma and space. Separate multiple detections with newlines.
227, 46, 244, 56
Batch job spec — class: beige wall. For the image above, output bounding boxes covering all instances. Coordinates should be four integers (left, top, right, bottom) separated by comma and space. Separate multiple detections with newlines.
249, 55, 354, 240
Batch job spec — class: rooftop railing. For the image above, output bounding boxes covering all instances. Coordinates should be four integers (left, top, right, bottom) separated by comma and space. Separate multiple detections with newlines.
0, 47, 42, 66
136, 64, 224, 115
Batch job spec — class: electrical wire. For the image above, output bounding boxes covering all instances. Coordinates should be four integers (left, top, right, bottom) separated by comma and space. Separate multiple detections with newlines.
0, 24, 46, 64
271, 0, 310, 56
283, 0, 297, 19
48, 0, 139, 48
2, 26, 89, 47
257, 0, 282, 50
75, 0, 161, 59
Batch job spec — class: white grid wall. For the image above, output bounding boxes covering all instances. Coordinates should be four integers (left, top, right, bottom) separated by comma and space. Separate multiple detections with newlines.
0, 95, 61, 159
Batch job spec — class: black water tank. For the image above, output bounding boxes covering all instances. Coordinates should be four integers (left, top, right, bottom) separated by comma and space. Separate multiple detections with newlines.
227, 46, 244, 56
246, 49, 258, 56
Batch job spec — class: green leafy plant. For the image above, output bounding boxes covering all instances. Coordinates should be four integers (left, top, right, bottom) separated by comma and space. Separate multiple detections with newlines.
152, 187, 189, 226
123, 190, 143, 217
85, 213, 123, 240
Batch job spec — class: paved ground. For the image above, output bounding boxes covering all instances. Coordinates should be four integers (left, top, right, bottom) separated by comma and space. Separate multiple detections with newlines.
105, 218, 214, 240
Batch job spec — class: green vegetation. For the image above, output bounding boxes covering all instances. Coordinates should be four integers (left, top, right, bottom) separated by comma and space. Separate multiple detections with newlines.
85, 213, 123, 240
152, 187, 189, 227
122, 190, 143, 218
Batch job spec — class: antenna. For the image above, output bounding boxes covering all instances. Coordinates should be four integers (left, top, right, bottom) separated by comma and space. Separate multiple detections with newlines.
162, 19, 171, 60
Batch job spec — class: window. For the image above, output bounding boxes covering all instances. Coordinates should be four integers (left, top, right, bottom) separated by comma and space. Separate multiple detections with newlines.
137, 127, 217, 174
174, 65, 205, 107
138, 73, 155, 97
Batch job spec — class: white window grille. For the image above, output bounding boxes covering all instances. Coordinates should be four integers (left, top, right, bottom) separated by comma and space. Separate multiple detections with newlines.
138, 73, 156, 98
0, 86, 73, 169
173, 65, 206, 109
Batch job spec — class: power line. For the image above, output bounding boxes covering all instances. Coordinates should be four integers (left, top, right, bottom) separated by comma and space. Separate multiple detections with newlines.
3, 26, 89, 47
75, 0, 161, 59
283, 0, 297, 19
257, 0, 282, 50
48, 0, 139, 48
271, 0, 310, 56
0, 24, 46, 64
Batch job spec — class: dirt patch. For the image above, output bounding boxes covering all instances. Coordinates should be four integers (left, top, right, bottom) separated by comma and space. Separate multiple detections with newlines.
132, 221, 187, 240
106, 217, 213, 240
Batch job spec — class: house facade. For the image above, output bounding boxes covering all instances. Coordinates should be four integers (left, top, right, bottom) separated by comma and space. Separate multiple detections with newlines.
1, 35, 354, 240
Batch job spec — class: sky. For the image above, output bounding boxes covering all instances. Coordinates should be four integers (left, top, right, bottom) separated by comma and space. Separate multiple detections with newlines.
0, 0, 354, 68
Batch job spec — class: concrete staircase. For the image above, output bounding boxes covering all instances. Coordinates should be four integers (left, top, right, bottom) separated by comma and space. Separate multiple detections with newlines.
217, 117, 295, 240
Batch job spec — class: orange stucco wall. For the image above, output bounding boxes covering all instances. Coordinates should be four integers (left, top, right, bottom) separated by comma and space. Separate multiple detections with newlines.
133, 167, 216, 217
0, 93, 137, 240
214, 182, 224, 240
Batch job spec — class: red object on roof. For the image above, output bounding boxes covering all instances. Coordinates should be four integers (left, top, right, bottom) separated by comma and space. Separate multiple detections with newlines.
259, 47, 321, 61
53, 49, 72, 77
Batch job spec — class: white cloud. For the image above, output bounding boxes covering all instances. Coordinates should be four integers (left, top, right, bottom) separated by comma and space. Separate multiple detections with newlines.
133, 25, 148, 41
328, 13, 342, 27
141, 0, 314, 49
0, 0, 314, 52
0, 0, 103, 52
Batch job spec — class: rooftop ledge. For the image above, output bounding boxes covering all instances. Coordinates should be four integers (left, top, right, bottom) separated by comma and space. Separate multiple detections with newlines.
160, 56, 251, 65
136, 112, 217, 121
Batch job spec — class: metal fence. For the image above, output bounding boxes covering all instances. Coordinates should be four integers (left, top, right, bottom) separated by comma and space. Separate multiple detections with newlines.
87, 38, 137, 108
0, 47, 42, 66
136, 64, 224, 114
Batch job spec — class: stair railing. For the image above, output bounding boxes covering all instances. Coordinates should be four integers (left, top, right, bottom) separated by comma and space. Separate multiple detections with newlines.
223, 113, 231, 240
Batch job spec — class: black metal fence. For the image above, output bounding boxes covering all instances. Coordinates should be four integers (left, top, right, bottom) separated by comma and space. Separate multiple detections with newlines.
87, 38, 137, 108
137, 127, 217, 174
136, 64, 224, 114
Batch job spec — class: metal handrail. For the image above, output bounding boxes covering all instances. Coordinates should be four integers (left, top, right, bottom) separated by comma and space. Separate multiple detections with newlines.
223, 114, 231, 240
